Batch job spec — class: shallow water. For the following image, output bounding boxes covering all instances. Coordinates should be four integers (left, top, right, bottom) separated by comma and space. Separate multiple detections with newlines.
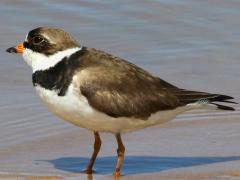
0, 0, 239, 179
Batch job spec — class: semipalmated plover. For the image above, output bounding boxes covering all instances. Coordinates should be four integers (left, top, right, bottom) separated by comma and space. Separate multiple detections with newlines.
6, 27, 236, 177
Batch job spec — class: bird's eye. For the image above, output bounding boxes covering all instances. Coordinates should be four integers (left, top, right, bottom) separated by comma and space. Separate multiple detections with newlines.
32, 36, 44, 44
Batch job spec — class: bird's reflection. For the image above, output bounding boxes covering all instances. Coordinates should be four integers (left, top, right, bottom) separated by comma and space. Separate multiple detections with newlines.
86, 174, 93, 180
40, 155, 240, 179
84, 173, 121, 180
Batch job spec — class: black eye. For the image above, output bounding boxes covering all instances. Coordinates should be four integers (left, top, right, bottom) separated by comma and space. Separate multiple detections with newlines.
32, 36, 44, 45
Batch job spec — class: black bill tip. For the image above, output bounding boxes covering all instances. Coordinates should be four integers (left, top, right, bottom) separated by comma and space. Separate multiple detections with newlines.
6, 47, 17, 53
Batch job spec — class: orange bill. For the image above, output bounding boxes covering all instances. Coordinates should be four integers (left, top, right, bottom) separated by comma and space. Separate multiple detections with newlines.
15, 43, 25, 54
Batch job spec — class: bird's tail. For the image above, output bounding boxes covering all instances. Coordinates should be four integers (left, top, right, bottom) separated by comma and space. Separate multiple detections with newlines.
197, 94, 237, 111
171, 89, 237, 111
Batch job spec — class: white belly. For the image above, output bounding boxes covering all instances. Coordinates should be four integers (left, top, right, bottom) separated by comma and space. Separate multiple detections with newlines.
35, 85, 190, 133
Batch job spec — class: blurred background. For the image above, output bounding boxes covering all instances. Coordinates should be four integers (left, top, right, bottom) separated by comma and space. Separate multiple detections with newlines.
0, 0, 239, 179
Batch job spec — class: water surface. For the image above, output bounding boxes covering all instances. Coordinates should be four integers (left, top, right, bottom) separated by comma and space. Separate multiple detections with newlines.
0, 0, 239, 179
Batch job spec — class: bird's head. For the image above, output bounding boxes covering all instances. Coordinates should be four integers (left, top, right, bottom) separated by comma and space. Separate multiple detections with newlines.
6, 27, 82, 72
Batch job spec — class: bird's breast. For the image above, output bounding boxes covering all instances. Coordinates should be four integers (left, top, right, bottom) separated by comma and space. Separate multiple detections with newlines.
34, 84, 95, 127
34, 84, 186, 133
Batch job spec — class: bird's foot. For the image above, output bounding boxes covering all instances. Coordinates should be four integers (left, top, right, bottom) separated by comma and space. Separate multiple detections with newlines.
113, 171, 121, 177
80, 169, 96, 175
86, 169, 93, 175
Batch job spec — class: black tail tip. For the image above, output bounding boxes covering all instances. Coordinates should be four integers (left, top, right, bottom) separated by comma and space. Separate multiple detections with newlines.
211, 103, 235, 111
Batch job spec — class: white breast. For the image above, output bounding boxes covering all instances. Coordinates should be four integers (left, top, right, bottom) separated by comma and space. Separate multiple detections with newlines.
35, 84, 193, 133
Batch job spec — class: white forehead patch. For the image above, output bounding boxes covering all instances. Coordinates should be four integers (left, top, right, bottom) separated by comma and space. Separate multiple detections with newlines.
22, 47, 82, 73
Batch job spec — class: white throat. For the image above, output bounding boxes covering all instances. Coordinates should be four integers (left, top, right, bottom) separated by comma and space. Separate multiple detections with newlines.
22, 47, 82, 72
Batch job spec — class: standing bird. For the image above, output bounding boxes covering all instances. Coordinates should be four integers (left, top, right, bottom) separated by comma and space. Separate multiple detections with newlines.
6, 27, 236, 177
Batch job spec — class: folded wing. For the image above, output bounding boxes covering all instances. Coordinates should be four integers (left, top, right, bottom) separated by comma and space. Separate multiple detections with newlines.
76, 48, 236, 119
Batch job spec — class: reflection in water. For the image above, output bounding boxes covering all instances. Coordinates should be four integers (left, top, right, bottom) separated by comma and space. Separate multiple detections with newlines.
87, 174, 93, 180
86, 174, 121, 180
0, 0, 239, 178
45, 155, 240, 176
114, 175, 121, 180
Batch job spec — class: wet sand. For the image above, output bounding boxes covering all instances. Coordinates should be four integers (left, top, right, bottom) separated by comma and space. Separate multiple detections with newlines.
1, 118, 240, 180
0, 0, 240, 179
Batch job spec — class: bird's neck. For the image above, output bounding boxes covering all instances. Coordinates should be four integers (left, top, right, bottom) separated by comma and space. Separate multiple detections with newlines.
31, 47, 87, 96
22, 47, 82, 73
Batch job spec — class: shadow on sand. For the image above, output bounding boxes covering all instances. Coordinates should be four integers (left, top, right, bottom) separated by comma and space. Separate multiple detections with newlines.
43, 155, 240, 175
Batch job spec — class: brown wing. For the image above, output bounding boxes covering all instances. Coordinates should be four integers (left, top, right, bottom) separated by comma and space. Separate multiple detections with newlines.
79, 69, 182, 119
76, 48, 235, 119
77, 48, 182, 119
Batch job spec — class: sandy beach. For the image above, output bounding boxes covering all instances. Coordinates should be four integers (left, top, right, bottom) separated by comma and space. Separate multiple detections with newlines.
0, 0, 240, 179
1, 117, 240, 180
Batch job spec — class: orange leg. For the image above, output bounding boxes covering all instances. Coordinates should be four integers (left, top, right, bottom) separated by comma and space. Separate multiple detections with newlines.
114, 133, 125, 177
86, 131, 101, 174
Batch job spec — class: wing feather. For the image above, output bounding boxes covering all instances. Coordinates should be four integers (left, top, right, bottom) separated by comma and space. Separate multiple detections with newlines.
74, 48, 236, 119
